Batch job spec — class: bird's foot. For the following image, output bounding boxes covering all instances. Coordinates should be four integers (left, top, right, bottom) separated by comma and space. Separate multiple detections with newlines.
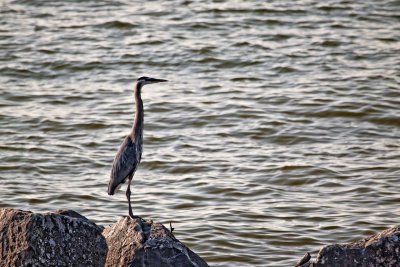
169, 221, 175, 233
129, 213, 144, 221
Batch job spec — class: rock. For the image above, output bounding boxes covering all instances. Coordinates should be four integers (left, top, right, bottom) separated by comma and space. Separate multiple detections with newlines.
103, 216, 209, 267
0, 208, 209, 267
297, 225, 400, 267
295, 252, 311, 267
52, 209, 105, 232
0, 208, 107, 267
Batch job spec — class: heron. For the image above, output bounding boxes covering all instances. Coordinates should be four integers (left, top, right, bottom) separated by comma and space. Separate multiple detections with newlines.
108, 76, 168, 218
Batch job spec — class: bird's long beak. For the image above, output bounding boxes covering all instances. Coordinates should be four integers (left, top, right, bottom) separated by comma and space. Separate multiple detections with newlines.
148, 77, 168, 83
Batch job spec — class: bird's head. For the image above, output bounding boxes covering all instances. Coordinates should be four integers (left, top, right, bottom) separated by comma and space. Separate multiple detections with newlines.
136, 76, 168, 87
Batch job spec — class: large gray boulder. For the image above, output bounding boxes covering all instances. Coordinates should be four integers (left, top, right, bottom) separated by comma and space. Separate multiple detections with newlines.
296, 225, 400, 267
0, 208, 107, 267
103, 216, 209, 267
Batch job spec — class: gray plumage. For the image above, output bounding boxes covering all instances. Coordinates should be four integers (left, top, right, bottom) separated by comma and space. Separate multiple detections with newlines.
107, 76, 167, 218
108, 136, 139, 195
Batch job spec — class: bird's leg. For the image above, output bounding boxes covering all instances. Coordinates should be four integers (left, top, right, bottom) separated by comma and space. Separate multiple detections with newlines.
126, 175, 143, 220
126, 177, 134, 218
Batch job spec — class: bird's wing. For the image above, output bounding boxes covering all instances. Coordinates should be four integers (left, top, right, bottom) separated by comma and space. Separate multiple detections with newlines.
108, 136, 138, 195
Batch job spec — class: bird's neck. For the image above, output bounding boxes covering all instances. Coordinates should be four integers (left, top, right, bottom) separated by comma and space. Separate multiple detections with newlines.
131, 83, 144, 143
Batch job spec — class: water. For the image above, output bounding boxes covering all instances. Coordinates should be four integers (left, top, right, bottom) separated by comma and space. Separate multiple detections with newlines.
1, 0, 399, 266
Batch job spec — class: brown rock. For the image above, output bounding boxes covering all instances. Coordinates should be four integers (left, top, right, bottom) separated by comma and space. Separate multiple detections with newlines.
0, 208, 107, 267
103, 216, 209, 267
297, 225, 400, 267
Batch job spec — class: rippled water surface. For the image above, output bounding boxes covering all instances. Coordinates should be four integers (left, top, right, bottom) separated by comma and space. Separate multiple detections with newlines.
1, 0, 399, 266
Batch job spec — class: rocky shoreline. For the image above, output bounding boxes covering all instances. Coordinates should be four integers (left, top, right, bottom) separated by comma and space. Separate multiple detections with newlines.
1, 207, 399, 266
0, 208, 209, 267
295, 225, 400, 266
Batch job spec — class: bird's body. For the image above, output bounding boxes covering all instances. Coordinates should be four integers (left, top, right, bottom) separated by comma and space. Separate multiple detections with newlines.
108, 76, 167, 218
108, 135, 140, 195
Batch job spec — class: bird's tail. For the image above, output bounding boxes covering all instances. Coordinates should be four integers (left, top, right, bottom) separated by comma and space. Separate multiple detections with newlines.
108, 180, 122, 195
107, 181, 115, 195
